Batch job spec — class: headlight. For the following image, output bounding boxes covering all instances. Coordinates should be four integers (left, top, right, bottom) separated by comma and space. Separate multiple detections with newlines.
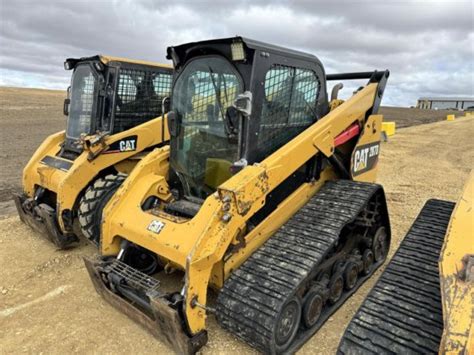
64, 61, 73, 70
231, 42, 245, 61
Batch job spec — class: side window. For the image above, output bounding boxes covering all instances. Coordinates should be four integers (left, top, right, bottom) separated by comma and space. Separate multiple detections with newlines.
113, 68, 172, 133
153, 72, 172, 100
187, 72, 240, 122
258, 65, 319, 158
117, 71, 139, 105
290, 69, 318, 124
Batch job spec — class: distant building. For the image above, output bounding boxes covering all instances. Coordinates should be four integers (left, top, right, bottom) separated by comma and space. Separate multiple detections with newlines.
417, 97, 474, 110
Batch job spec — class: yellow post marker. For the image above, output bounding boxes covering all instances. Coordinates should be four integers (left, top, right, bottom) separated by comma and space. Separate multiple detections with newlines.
382, 121, 396, 136
446, 114, 455, 121
465, 111, 472, 117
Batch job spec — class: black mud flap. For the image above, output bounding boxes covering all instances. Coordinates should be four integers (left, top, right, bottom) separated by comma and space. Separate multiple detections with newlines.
13, 193, 79, 249
83, 257, 208, 354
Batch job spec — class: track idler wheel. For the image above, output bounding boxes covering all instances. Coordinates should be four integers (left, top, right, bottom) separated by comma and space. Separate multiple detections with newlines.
273, 297, 302, 352
302, 288, 324, 328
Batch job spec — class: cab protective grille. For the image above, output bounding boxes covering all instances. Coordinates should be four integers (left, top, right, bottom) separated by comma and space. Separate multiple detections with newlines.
114, 68, 172, 133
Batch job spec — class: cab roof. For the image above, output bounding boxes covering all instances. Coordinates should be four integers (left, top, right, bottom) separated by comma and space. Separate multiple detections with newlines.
166, 36, 323, 69
64, 55, 173, 70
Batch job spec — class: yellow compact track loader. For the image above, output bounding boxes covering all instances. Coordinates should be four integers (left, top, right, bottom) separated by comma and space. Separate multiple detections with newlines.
84, 37, 391, 354
14, 55, 173, 249
338, 171, 473, 354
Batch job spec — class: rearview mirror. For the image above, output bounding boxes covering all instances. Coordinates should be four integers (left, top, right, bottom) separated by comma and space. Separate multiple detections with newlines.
232, 91, 252, 117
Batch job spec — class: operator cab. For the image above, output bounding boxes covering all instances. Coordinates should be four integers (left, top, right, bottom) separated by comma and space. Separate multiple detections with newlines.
165, 37, 329, 215
62, 55, 173, 156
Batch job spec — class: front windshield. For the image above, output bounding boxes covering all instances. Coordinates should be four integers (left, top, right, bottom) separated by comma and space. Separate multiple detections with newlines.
66, 64, 97, 139
171, 56, 243, 199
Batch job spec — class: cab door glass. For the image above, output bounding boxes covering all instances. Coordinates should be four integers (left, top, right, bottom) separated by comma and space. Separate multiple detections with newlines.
66, 64, 97, 139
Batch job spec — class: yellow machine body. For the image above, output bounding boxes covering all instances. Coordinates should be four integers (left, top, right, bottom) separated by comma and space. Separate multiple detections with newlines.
439, 171, 474, 353
100, 83, 383, 335
15, 55, 173, 248
22, 117, 170, 230
15, 117, 169, 248
85, 37, 391, 354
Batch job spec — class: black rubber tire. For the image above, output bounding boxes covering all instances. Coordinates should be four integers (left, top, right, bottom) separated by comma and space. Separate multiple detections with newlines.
78, 174, 126, 246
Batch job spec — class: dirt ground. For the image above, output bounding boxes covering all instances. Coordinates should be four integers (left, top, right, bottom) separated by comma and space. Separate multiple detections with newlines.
1, 87, 473, 354
0, 88, 65, 217
379, 106, 461, 128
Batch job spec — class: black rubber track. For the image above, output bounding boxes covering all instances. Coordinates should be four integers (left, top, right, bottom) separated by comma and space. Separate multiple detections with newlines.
216, 180, 389, 354
78, 174, 126, 245
337, 199, 455, 355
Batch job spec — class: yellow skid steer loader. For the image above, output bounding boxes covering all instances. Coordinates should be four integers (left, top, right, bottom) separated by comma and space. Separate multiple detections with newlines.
84, 37, 391, 354
14, 55, 173, 248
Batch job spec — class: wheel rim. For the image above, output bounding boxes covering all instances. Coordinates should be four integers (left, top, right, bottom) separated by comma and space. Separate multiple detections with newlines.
344, 263, 358, 290
329, 277, 343, 304
363, 249, 374, 275
373, 227, 389, 262
275, 298, 301, 350
303, 292, 323, 328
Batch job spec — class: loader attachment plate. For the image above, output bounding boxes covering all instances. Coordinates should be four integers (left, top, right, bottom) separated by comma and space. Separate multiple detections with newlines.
13, 193, 79, 249
84, 257, 208, 354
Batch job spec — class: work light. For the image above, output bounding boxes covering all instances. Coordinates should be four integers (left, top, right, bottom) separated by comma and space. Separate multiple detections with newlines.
231, 42, 245, 61
64, 61, 73, 70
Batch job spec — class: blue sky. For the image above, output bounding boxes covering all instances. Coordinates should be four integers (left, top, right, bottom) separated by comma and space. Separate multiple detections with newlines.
1, 0, 473, 106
